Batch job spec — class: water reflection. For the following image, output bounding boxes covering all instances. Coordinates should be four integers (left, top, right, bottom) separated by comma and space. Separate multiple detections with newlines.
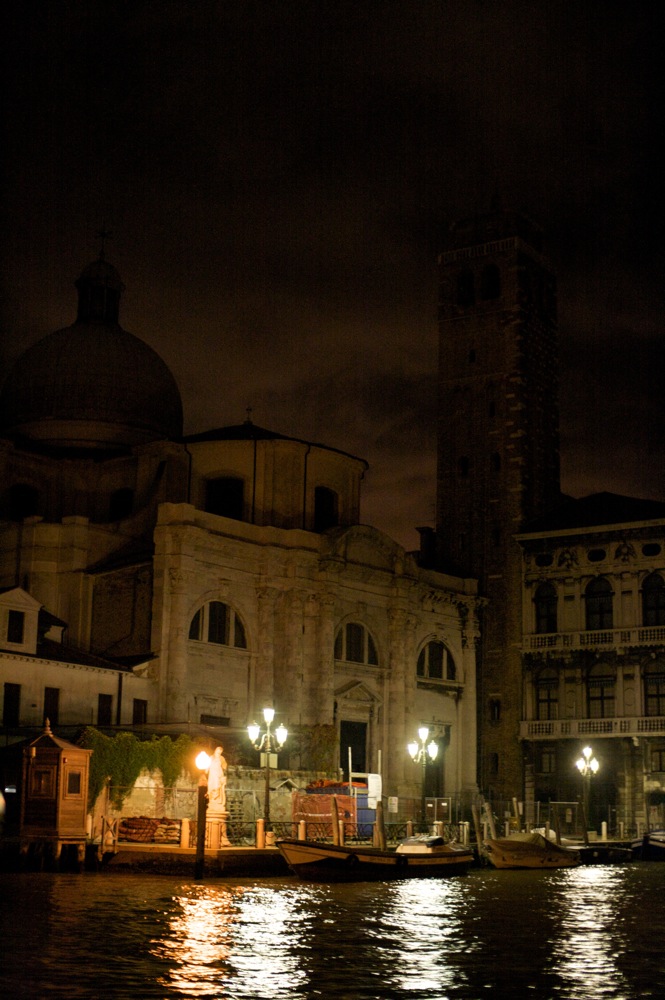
1, 867, 664, 999
381, 878, 468, 996
153, 885, 311, 998
550, 866, 629, 1000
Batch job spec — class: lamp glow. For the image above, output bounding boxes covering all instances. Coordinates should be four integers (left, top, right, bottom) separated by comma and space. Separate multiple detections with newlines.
195, 750, 211, 771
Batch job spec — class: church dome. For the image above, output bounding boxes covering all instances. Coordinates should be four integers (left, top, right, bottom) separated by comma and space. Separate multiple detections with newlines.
0, 256, 183, 451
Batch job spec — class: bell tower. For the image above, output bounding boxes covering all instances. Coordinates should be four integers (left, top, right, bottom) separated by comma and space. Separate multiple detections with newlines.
435, 209, 560, 799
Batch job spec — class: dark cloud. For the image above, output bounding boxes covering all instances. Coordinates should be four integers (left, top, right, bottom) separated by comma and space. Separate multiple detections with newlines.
2, 0, 664, 549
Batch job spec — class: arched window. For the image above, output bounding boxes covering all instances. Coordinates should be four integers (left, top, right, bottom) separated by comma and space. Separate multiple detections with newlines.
643, 573, 665, 627
314, 486, 339, 532
188, 601, 247, 648
417, 640, 456, 681
480, 263, 501, 300
334, 622, 378, 665
456, 268, 475, 307
205, 477, 244, 520
534, 582, 557, 634
535, 667, 558, 720
587, 663, 615, 719
585, 577, 613, 631
644, 659, 665, 717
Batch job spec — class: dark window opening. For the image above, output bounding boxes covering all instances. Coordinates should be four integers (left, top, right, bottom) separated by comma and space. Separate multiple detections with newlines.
585, 578, 613, 631
67, 771, 82, 795
456, 269, 475, 307
314, 486, 339, 532
587, 666, 615, 719
109, 488, 134, 521
335, 623, 378, 666
417, 641, 456, 681
644, 662, 665, 717
189, 602, 247, 649
534, 582, 557, 633
208, 601, 229, 645
97, 693, 113, 726
3, 683, 20, 727
489, 699, 501, 722
480, 263, 501, 299
643, 573, 665, 627
205, 477, 244, 520
44, 687, 59, 727
200, 714, 230, 726
7, 483, 40, 520
536, 668, 558, 720
7, 609, 25, 644
132, 698, 148, 726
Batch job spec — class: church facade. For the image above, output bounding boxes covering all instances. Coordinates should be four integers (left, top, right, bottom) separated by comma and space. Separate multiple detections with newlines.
0, 255, 480, 810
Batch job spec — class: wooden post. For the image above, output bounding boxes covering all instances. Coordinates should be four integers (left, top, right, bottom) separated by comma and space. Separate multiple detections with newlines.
195, 775, 207, 879
472, 805, 483, 848
375, 799, 387, 851
331, 797, 340, 845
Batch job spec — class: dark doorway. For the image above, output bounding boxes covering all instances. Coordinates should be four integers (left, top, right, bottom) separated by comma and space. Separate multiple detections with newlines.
340, 720, 367, 777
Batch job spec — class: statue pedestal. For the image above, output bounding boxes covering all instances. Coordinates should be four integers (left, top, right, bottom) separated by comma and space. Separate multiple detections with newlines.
206, 810, 231, 848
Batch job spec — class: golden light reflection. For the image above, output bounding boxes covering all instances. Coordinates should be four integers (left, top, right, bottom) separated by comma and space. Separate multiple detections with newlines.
150, 884, 311, 998
550, 866, 629, 997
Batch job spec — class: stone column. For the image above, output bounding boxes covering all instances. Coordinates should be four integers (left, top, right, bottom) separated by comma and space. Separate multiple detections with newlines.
163, 566, 190, 722
387, 607, 417, 797
255, 586, 278, 710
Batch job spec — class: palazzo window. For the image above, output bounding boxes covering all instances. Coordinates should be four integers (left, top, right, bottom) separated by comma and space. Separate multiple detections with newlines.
417, 640, 456, 682
587, 664, 615, 719
643, 573, 665, 627
585, 577, 613, 631
314, 486, 339, 532
334, 622, 378, 665
534, 582, 557, 634
189, 601, 247, 649
535, 667, 558, 720
644, 660, 665, 717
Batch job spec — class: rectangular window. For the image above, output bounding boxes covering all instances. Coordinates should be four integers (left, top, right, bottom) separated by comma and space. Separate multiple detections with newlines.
538, 748, 556, 774
652, 748, 665, 772
66, 770, 82, 795
132, 698, 147, 726
97, 693, 113, 726
30, 766, 56, 798
44, 686, 59, 726
7, 609, 25, 644
3, 682, 21, 727
588, 680, 615, 719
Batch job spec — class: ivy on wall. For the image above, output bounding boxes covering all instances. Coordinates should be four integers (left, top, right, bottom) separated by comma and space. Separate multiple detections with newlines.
78, 728, 197, 809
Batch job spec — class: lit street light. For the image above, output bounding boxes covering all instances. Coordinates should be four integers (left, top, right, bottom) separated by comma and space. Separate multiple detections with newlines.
247, 708, 288, 835
408, 726, 438, 828
194, 749, 211, 879
575, 745, 599, 831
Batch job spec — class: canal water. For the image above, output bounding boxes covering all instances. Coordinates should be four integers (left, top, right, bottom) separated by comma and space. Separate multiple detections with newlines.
1, 863, 664, 999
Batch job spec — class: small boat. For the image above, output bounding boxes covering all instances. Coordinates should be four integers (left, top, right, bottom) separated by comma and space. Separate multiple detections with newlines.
631, 830, 665, 861
276, 835, 474, 882
483, 831, 580, 869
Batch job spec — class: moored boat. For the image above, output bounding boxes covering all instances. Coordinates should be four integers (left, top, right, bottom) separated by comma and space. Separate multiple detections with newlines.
276, 835, 474, 882
483, 831, 580, 869
631, 830, 665, 861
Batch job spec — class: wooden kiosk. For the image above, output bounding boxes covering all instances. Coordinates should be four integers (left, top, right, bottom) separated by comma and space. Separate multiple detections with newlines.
20, 720, 92, 868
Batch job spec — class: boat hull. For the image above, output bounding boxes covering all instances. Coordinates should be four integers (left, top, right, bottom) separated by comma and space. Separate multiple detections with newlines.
631, 831, 665, 861
484, 834, 580, 870
276, 838, 474, 882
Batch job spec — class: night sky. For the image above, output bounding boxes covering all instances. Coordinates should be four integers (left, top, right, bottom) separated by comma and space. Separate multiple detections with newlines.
2, 1, 663, 549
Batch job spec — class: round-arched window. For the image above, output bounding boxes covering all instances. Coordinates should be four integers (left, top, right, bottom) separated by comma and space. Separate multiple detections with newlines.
417, 640, 456, 682
334, 622, 378, 665
189, 601, 247, 648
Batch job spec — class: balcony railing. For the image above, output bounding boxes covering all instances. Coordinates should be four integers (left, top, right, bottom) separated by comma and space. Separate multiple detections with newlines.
520, 716, 665, 740
524, 626, 665, 653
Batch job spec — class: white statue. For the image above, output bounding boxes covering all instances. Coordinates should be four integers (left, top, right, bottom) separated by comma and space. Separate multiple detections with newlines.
207, 746, 227, 812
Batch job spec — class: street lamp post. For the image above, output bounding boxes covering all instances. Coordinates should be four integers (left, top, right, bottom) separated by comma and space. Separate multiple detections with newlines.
247, 708, 288, 833
575, 745, 599, 834
408, 726, 438, 828
194, 750, 211, 879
